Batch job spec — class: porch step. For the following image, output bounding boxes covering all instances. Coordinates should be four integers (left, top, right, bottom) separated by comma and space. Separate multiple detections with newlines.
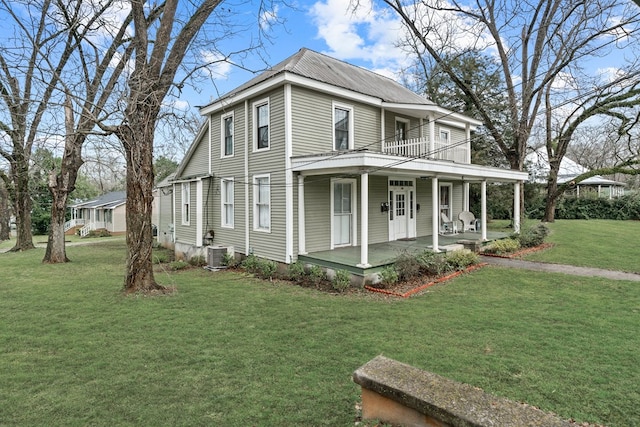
440, 243, 465, 252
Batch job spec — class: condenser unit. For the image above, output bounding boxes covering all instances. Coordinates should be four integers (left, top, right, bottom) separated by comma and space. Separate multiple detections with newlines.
207, 245, 229, 269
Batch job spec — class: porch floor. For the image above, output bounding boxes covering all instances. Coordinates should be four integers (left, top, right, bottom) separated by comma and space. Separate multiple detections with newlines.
297, 231, 509, 277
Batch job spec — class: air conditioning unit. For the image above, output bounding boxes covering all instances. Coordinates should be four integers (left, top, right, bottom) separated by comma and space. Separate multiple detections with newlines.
207, 245, 229, 269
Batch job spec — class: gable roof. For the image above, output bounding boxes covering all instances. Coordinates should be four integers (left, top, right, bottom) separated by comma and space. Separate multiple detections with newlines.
201, 48, 434, 111
525, 148, 625, 186
70, 191, 126, 209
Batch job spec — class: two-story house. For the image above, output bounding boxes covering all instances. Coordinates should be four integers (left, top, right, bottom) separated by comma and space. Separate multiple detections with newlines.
171, 48, 528, 281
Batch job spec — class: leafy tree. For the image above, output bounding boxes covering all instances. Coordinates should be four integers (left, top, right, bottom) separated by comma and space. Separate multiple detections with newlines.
154, 156, 179, 184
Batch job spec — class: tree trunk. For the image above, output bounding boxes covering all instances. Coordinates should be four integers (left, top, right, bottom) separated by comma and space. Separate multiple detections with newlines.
44, 194, 69, 263
543, 157, 562, 223
119, 118, 164, 294
0, 179, 10, 241
9, 160, 35, 251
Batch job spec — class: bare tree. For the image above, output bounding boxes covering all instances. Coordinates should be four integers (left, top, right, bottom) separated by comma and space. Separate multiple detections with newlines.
96, 0, 239, 293
378, 0, 640, 218
542, 72, 640, 221
0, 0, 80, 251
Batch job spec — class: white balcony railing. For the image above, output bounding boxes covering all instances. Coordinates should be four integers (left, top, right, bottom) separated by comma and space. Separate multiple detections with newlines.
382, 137, 469, 163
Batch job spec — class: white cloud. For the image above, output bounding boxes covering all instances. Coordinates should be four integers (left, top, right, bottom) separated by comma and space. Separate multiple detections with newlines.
309, 0, 409, 74
200, 51, 233, 80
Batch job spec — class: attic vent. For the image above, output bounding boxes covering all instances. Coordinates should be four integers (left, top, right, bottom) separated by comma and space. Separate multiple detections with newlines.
207, 245, 229, 269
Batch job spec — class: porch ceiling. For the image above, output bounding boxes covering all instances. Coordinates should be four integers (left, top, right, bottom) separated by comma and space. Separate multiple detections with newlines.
291, 151, 528, 183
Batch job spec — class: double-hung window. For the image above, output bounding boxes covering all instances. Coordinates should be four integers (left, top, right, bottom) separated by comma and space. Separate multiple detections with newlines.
255, 99, 269, 150
181, 182, 190, 225
221, 178, 234, 228
333, 102, 353, 151
222, 113, 234, 157
253, 175, 270, 231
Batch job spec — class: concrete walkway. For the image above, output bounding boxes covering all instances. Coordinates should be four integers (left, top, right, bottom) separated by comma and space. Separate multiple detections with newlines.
479, 255, 640, 282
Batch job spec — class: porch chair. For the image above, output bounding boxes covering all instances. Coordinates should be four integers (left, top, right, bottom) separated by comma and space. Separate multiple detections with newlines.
458, 211, 478, 232
440, 212, 458, 235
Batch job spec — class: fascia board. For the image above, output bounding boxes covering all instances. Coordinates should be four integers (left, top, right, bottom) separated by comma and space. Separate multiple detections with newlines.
382, 102, 483, 127
292, 152, 528, 182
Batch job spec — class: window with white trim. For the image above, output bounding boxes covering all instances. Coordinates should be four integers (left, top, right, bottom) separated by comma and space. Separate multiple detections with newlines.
439, 129, 450, 144
221, 178, 234, 228
254, 99, 269, 150
253, 175, 270, 231
333, 102, 354, 151
222, 113, 234, 157
181, 182, 190, 225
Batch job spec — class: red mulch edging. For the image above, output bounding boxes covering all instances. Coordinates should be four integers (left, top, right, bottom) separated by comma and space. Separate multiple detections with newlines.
480, 243, 554, 259
364, 263, 488, 298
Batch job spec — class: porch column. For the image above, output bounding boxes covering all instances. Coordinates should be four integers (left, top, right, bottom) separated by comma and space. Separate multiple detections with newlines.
432, 176, 439, 252
428, 113, 435, 157
298, 175, 306, 255
463, 182, 470, 212
358, 172, 370, 268
481, 180, 487, 241
465, 123, 471, 164
513, 181, 521, 234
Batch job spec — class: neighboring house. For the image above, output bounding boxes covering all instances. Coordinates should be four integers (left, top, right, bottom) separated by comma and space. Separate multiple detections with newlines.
153, 174, 175, 249
171, 48, 527, 278
67, 191, 127, 236
526, 148, 626, 199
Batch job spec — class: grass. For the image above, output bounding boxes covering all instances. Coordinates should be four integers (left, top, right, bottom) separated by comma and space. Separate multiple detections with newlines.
1, 221, 640, 426
521, 219, 640, 273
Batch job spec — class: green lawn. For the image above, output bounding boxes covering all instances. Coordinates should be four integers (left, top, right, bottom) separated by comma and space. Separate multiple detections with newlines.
1, 222, 639, 426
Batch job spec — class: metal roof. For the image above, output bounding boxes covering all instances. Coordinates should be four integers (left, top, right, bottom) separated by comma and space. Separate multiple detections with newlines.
205, 48, 434, 107
71, 191, 126, 209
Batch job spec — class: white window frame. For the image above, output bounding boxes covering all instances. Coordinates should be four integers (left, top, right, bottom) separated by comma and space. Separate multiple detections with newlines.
221, 178, 234, 228
253, 174, 271, 232
439, 128, 450, 144
395, 117, 410, 141
253, 98, 270, 152
181, 182, 190, 226
332, 101, 354, 151
221, 112, 234, 158
330, 177, 358, 249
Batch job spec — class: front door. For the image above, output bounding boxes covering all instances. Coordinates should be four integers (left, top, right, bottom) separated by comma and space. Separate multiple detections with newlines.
393, 190, 408, 239
333, 181, 354, 247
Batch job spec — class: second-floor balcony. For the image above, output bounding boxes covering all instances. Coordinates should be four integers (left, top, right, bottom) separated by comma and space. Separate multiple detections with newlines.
382, 137, 469, 163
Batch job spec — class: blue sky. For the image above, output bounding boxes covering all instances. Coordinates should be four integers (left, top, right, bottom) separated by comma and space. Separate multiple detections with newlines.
176, 0, 411, 110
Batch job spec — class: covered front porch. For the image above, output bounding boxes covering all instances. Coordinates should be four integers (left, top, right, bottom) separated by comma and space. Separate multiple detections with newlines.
297, 230, 509, 278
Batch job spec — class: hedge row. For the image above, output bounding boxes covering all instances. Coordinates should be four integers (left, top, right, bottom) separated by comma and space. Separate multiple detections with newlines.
527, 194, 640, 220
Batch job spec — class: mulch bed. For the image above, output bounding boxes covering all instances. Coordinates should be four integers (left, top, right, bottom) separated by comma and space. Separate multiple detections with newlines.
479, 243, 554, 259
364, 263, 487, 298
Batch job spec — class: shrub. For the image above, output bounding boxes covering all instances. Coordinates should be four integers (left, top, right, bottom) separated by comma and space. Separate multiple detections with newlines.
514, 223, 549, 248
332, 269, 351, 292
170, 260, 190, 270
85, 229, 111, 238
416, 250, 448, 276
256, 259, 278, 280
221, 252, 238, 268
483, 238, 520, 255
445, 249, 479, 271
189, 255, 207, 267
287, 261, 306, 283
308, 264, 327, 285
378, 266, 399, 289
394, 251, 422, 281
241, 254, 260, 273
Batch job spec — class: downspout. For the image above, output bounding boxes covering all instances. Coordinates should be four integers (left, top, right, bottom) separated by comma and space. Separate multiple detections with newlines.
245, 99, 250, 256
